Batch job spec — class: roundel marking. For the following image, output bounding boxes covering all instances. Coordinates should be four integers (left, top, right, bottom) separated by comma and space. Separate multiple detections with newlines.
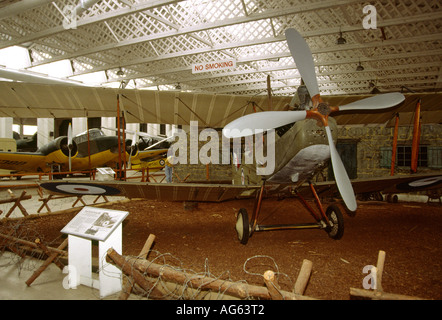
40, 182, 121, 196
397, 176, 442, 191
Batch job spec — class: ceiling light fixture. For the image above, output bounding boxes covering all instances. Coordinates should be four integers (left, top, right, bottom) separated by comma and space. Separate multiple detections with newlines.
116, 68, 124, 76
356, 60, 364, 71
336, 29, 346, 45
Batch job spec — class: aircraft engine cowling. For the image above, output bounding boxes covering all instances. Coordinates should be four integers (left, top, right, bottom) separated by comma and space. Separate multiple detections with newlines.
37, 136, 78, 164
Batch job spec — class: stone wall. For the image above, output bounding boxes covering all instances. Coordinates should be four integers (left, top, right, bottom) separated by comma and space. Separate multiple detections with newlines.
172, 123, 442, 182
171, 128, 232, 183
337, 123, 442, 179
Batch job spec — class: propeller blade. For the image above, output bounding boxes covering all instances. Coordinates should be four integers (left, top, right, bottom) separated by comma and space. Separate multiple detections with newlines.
144, 136, 174, 150
102, 126, 162, 139
338, 93, 405, 111
325, 126, 357, 212
223, 111, 307, 139
131, 130, 138, 147
285, 28, 320, 98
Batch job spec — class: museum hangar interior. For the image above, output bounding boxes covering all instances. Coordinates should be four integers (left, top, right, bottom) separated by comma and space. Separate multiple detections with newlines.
0, 0, 441, 302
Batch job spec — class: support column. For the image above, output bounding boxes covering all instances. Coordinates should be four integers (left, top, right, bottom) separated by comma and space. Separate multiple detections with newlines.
102, 117, 116, 136
147, 123, 160, 136
0, 118, 13, 138
126, 123, 138, 134
37, 118, 54, 148
72, 118, 87, 137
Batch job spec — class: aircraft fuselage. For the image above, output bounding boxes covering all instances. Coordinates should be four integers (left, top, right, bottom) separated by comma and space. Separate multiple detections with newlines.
232, 117, 337, 187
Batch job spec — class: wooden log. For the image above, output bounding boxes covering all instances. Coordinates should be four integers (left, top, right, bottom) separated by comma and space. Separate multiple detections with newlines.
106, 248, 316, 300
350, 287, 425, 300
37, 195, 53, 213
0, 228, 26, 258
34, 238, 64, 270
106, 246, 165, 299
4, 191, 31, 218
119, 234, 156, 300
263, 270, 283, 300
0, 193, 32, 204
25, 238, 68, 286
294, 259, 312, 295
0, 232, 68, 256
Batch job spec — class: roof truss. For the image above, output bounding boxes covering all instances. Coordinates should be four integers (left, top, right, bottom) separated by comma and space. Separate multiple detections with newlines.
0, 0, 440, 96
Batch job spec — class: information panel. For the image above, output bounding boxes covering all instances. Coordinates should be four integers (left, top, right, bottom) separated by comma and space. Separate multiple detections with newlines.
61, 206, 128, 242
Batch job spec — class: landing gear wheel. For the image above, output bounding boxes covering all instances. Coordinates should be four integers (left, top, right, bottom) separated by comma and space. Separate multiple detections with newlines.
235, 208, 250, 245
325, 204, 344, 240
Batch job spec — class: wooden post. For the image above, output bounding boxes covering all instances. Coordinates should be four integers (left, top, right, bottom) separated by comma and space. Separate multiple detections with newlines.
263, 270, 283, 300
411, 99, 421, 173
37, 194, 53, 213
4, 191, 31, 218
350, 250, 426, 300
26, 238, 68, 286
72, 195, 86, 207
390, 113, 399, 176
119, 234, 156, 300
375, 250, 386, 292
294, 259, 312, 295
34, 238, 65, 270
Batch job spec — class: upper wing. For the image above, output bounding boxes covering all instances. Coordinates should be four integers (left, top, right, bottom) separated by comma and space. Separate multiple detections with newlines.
1, 81, 439, 128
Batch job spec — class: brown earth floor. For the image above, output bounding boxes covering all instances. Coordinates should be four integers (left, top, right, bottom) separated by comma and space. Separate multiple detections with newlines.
2, 196, 441, 300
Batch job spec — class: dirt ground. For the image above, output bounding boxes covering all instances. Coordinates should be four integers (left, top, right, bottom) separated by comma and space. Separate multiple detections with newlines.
2, 195, 441, 300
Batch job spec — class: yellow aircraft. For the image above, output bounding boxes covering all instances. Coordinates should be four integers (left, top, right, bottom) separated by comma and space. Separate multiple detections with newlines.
0, 126, 168, 177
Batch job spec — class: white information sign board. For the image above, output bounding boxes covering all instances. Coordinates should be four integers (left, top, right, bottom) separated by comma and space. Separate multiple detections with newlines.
61, 206, 128, 242
62, 206, 128, 298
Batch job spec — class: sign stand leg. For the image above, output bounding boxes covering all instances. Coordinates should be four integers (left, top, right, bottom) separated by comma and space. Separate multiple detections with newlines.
67, 225, 123, 298
98, 224, 123, 298
67, 235, 93, 289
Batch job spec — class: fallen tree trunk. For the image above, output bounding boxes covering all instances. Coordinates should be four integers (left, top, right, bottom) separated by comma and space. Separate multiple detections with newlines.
119, 234, 156, 300
106, 248, 316, 300
0, 232, 67, 256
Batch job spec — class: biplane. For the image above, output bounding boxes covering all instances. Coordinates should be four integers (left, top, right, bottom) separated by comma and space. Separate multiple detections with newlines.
38, 28, 441, 245
0, 125, 168, 176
